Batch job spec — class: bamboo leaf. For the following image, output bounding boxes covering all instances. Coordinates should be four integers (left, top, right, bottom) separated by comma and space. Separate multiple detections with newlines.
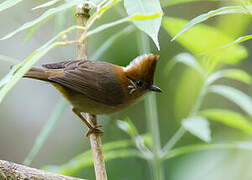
0, 0, 24, 12
0, 0, 82, 40
200, 109, 252, 134
162, 17, 247, 64
206, 69, 251, 85
124, 0, 163, 50
209, 85, 252, 116
182, 116, 211, 142
171, 6, 252, 41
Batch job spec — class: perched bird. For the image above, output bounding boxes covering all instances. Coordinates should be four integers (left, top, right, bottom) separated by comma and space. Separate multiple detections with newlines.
24, 54, 162, 135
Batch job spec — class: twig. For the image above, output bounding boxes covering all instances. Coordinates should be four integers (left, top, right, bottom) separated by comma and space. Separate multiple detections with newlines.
75, 3, 107, 180
0, 160, 85, 180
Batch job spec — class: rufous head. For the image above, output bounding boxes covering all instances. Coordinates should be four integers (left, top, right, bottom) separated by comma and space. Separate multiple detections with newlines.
123, 54, 162, 97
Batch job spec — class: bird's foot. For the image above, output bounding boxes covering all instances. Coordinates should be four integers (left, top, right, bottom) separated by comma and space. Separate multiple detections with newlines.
86, 125, 103, 137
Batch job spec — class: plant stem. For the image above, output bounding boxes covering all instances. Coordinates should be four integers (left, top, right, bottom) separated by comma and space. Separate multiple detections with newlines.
162, 126, 185, 155
137, 31, 164, 180
75, 4, 107, 180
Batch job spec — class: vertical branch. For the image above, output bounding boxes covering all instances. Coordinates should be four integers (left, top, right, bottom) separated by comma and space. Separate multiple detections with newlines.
75, 4, 107, 180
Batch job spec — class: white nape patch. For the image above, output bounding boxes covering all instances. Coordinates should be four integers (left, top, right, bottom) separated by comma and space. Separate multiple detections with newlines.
123, 54, 152, 71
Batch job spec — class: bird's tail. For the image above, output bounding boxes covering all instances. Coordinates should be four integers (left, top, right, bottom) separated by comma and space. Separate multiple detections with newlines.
24, 67, 63, 81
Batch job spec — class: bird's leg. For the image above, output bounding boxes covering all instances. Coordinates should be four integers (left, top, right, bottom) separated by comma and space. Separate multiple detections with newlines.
72, 108, 103, 136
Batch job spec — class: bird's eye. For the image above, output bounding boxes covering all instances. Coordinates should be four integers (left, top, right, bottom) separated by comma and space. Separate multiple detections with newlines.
136, 80, 143, 87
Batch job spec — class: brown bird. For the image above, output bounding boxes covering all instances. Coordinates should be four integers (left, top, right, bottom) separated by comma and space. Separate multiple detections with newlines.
24, 54, 162, 136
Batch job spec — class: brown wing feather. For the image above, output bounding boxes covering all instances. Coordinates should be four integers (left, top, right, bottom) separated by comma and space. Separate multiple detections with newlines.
47, 60, 125, 106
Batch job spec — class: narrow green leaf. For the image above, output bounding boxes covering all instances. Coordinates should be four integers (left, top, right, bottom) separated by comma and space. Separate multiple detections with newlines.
32, 0, 61, 10
124, 0, 163, 50
182, 116, 211, 142
222, 34, 252, 48
162, 17, 247, 64
200, 109, 252, 134
161, 0, 220, 7
209, 85, 252, 116
171, 6, 252, 41
0, 0, 82, 40
165, 53, 204, 76
0, 43, 56, 103
0, 0, 23, 12
206, 69, 251, 85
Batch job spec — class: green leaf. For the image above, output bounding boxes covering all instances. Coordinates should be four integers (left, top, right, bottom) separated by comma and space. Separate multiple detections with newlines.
32, 0, 61, 10
209, 85, 252, 116
124, 0, 163, 50
171, 6, 252, 41
182, 116, 211, 142
206, 69, 251, 85
199, 109, 252, 134
222, 34, 252, 48
0, 0, 24, 12
0, 0, 82, 40
161, 0, 220, 7
43, 140, 140, 175
165, 53, 204, 76
162, 17, 247, 64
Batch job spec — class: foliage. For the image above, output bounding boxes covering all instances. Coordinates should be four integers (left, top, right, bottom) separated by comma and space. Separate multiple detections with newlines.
0, 0, 252, 180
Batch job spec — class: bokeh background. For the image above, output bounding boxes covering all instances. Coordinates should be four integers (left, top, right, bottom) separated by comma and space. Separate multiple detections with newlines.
0, 0, 252, 179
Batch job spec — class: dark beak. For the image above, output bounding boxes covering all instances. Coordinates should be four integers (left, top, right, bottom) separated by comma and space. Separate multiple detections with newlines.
150, 85, 162, 93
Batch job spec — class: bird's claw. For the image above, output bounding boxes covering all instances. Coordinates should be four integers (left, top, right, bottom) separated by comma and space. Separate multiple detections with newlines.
86, 125, 104, 137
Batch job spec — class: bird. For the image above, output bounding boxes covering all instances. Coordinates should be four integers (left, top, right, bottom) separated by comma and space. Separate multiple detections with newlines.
23, 54, 162, 136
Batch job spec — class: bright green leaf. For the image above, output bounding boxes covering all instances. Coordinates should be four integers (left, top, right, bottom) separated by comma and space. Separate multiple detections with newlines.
0, 0, 24, 12
182, 116, 211, 142
209, 85, 252, 116
200, 109, 252, 134
162, 17, 247, 64
124, 0, 163, 50
171, 6, 252, 41
161, 0, 220, 7
206, 69, 251, 85
0, 0, 82, 40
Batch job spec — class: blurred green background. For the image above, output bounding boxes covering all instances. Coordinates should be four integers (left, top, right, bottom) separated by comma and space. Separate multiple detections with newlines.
0, 0, 252, 179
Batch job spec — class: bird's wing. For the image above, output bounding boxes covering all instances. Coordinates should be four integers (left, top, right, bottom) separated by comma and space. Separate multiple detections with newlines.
45, 60, 125, 106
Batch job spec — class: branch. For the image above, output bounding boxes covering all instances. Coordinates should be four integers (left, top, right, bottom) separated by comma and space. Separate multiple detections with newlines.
75, 4, 107, 180
0, 160, 85, 180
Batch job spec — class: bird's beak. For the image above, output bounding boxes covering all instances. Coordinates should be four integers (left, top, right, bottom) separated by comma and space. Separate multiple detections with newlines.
150, 85, 162, 93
